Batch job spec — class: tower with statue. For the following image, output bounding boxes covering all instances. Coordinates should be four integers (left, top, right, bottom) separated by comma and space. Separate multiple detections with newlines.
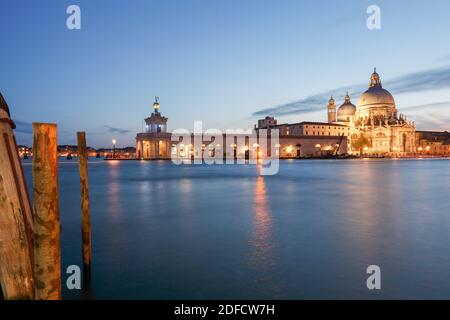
136, 97, 172, 159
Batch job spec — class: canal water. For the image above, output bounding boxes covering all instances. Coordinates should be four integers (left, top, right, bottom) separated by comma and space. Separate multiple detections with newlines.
22, 159, 450, 299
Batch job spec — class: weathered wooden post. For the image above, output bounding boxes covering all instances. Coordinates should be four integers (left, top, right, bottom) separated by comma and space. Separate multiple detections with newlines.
77, 132, 92, 280
32, 123, 61, 300
0, 92, 35, 299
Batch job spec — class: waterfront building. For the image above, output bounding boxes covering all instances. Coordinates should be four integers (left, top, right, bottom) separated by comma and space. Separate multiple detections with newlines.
262, 121, 351, 137
136, 97, 172, 159
255, 121, 348, 158
135, 98, 347, 160
415, 131, 450, 156
329, 69, 416, 156
135, 70, 448, 160
17, 145, 31, 158
258, 69, 420, 157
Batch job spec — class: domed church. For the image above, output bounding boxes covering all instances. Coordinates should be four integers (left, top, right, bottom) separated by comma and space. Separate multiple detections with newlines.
328, 69, 416, 155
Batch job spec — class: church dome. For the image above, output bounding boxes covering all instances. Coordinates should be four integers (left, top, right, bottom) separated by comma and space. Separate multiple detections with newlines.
338, 103, 356, 116
357, 86, 395, 107
337, 93, 356, 119
357, 69, 395, 108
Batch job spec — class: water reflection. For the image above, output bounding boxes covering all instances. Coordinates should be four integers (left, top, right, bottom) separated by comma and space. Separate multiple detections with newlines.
19, 158, 450, 299
106, 161, 122, 218
336, 160, 408, 286
248, 176, 276, 294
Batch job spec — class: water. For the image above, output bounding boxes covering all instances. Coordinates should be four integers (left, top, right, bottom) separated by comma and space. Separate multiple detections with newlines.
22, 158, 450, 299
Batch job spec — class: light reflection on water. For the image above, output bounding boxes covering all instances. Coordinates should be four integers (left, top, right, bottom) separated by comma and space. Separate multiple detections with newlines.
248, 176, 278, 296
250, 176, 272, 266
20, 158, 450, 299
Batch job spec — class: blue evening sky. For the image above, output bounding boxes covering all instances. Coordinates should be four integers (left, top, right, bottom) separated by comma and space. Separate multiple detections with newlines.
1, 0, 450, 147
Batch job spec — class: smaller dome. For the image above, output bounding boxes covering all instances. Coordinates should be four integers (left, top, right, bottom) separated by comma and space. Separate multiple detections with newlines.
337, 93, 356, 118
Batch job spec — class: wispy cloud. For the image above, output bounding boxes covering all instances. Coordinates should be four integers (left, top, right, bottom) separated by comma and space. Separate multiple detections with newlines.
252, 65, 450, 117
411, 113, 450, 131
401, 101, 450, 112
439, 54, 450, 62
13, 120, 32, 134
104, 125, 131, 134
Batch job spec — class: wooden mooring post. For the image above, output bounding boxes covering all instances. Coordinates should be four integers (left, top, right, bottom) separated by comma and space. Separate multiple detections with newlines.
0, 92, 34, 299
77, 132, 92, 280
32, 123, 61, 300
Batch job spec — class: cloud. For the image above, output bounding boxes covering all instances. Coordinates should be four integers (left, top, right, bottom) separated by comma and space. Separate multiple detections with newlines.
104, 125, 131, 134
411, 113, 450, 131
252, 65, 450, 117
382, 101, 450, 130
253, 84, 365, 117
13, 120, 32, 134
401, 101, 450, 112
439, 54, 450, 62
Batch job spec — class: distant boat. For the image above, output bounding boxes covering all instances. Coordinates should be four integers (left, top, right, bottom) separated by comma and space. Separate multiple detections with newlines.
66, 153, 73, 160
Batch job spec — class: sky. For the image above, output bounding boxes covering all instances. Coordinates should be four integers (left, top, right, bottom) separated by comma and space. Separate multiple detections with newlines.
1, 0, 450, 147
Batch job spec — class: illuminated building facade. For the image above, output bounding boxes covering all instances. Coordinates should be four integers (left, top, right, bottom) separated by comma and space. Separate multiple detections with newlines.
136, 97, 172, 159
136, 70, 448, 160
328, 69, 416, 156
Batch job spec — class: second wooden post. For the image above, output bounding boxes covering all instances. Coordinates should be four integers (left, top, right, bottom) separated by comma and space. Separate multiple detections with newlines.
32, 123, 61, 300
77, 132, 92, 279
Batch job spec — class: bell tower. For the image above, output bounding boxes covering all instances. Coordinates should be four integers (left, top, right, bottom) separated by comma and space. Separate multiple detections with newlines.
327, 96, 336, 123
145, 96, 168, 133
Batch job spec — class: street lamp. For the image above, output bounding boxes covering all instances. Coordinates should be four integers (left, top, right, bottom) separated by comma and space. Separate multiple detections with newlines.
112, 139, 116, 159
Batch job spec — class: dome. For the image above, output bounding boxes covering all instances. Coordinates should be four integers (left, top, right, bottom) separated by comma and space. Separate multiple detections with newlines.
357, 86, 395, 108
338, 103, 356, 116
357, 68, 395, 108
337, 93, 356, 118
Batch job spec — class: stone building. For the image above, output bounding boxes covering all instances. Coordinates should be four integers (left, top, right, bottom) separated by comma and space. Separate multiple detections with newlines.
256, 69, 420, 157
135, 70, 447, 160
327, 69, 416, 156
136, 97, 172, 159
264, 121, 351, 137
255, 121, 348, 158
415, 131, 450, 156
